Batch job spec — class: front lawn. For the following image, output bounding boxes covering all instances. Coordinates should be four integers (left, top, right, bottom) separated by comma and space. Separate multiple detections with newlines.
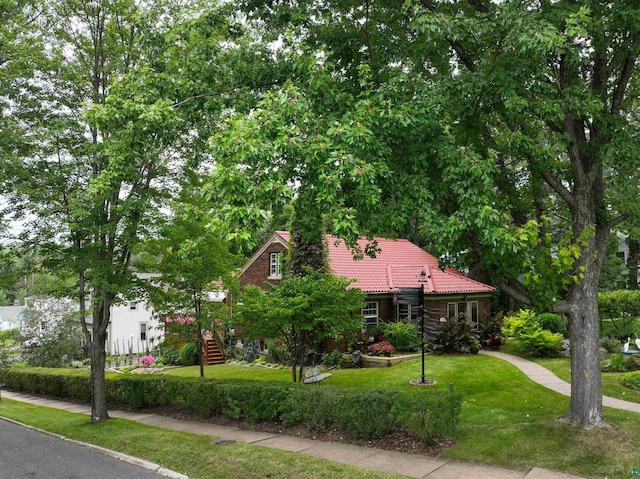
162, 354, 640, 477
5, 353, 640, 477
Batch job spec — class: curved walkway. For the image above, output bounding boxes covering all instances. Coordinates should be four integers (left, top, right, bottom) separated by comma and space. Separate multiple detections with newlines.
480, 350, 640, 413
6, 351, 638, 479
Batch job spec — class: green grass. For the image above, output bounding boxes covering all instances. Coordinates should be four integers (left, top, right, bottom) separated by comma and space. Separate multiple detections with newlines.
0, 398, 407, 479
164, 356, 640, 477
6, 354, 640, 477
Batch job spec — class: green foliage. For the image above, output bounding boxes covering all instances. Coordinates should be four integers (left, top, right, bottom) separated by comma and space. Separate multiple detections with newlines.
159, 347, 182, 366
0, 368, 91, 403
535, 313, 567, 336
1, 368, 462, 444
502, 310, 563, 356
239, 270, 365, 381
265, 340, 291, 365
518, 329, 564, 357
502, 309, 538, 338
621, 371, 640, 390
398, 392, 464, 445
437, 315, 480, 354
180, 343, 199, 367
321, 349, 343, 368
141, 184, 240, 378
606, 354, 638, 373
600, 337, 622, 354
478, 316, 503, 349
383, 322, 418, 352
598, 290, 640, 338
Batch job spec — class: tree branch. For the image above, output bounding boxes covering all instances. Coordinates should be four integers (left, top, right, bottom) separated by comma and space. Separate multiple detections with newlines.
610, 35, 640, 115
172, 80, 283, 109
539, 168, 575, 211
498, 281, 532, 307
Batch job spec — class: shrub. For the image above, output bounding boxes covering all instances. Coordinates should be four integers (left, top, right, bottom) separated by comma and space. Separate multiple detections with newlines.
502, 310, 563, 357
265, 340, 290, 365
282, 386, 341, 431
335, 389, 397, 440
180, 343, 199, 366
478, 316, 502, 349
139, 355, 155, 367
605, 353, 637, 372
600, 336, 621, 354
518, 329, 564, 357
502, 309, 538, 338
622, 371, 640, 390
1, 369, 463, 445
438, 315, 480, 354
321, 349, 343, 368
383, 322, 419, 352
161, 347, 182, 365
535, 313, 567, 336
398, 391, 464, 444
368, 340, 395, 356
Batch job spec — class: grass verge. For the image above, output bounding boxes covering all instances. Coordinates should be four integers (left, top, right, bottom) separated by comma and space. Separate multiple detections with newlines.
0, 398, 408, 479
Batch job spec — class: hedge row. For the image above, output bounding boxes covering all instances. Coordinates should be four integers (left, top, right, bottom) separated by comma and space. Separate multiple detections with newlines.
0, 368, 462, 444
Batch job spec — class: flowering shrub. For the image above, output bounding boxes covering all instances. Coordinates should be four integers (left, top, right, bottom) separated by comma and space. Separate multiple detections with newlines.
368, 340, 395, 357
139, 355, 155, 367
165, 315, 195, 324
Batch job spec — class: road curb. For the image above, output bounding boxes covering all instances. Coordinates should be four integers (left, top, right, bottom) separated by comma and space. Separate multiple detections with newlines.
0, 415, 188, 479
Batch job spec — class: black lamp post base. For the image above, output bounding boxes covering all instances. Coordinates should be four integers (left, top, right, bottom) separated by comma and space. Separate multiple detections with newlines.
409, 378, 437, 386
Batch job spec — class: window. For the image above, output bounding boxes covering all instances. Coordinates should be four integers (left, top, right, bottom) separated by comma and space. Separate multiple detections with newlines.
362, 301, 379, 325
140, 323, 147, 341
398, 303, 411, 322
447, 300, 479, 324
398, 303, 420, 323
269, 252, 283, 278
129, 301, 138, 310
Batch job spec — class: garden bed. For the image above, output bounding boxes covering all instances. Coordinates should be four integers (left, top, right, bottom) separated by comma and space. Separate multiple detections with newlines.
361, 353, 421, 368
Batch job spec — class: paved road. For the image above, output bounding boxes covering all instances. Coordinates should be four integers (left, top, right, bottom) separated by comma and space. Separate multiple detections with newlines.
0, 419, 168, 479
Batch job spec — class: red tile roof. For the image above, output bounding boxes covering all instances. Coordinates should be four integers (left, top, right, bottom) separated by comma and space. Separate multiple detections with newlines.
273, 231, 494, 295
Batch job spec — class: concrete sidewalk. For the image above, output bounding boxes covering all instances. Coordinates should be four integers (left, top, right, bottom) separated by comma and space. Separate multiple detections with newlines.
1, 369, 589, 479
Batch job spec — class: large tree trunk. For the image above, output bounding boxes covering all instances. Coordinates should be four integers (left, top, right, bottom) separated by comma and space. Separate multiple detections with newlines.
90, 328, 109, 423
90, 295, 111, 423
89, 289, 117, 423
562, 281, 607, 428
558, 155, 610, 428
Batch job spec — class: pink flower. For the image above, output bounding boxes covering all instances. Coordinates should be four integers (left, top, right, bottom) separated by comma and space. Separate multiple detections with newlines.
139, 355, 155, 367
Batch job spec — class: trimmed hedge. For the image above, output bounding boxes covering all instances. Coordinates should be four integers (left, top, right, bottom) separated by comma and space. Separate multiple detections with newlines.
0, 368, 462, 444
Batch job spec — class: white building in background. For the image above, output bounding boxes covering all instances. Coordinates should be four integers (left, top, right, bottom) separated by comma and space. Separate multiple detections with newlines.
0, 305, 23, 331
107, 298, 162, 356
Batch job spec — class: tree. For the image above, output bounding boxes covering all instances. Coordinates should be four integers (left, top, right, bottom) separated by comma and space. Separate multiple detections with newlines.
239, 270, 365, 382
142, 181, 240, 378
219, 0, 640, 429
19, 297, 84, 367
3, 0, 254, 422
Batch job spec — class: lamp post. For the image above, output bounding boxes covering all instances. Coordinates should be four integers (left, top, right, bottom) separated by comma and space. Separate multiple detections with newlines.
410, 273, 436, 386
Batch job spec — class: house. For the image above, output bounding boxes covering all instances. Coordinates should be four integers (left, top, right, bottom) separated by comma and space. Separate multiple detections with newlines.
239, 231, 496, 327
107, 298, 162, 355
0, 305, 24, 331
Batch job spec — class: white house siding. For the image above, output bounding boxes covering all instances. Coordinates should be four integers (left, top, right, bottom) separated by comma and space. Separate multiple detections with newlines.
107, 299, 163, 355
0, 306, 24, 331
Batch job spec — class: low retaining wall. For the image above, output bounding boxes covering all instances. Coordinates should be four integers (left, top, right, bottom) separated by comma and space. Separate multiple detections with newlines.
362, 353, 421, 368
